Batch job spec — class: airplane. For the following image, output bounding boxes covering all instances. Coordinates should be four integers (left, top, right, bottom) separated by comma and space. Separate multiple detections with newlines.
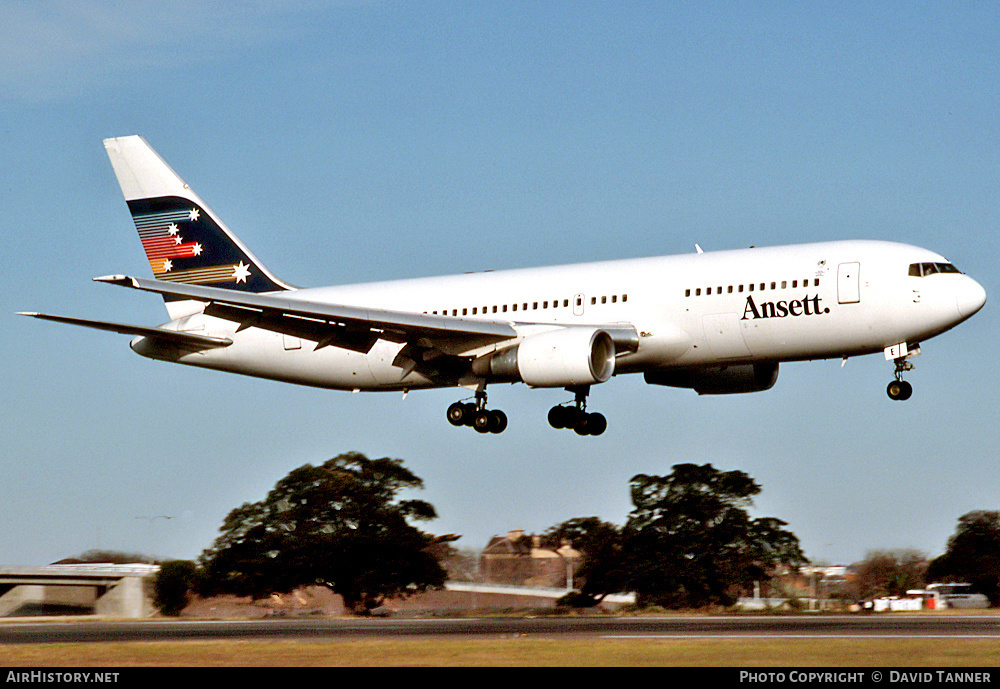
20, 136, 987, 436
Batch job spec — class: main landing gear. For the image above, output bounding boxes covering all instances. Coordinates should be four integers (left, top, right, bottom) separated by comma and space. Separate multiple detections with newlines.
548, 386, 607, 436
447, 390, 508, 434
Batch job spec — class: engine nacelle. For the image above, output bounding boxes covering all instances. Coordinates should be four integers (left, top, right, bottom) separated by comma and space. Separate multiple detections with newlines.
644, 362, 779, 395
478, 328, 616, 387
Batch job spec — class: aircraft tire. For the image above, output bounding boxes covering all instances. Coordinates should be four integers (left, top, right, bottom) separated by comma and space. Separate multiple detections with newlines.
548, 405, 570, 429
898, 380, 913, 400
887, 380, 913, 401
473, 411, 493, 433
489, 410, 508, 434
587, 412, 607, 436
447, 402, 467, 426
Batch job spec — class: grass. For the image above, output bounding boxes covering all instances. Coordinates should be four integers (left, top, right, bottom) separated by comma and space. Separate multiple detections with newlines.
2, 638, 999, 667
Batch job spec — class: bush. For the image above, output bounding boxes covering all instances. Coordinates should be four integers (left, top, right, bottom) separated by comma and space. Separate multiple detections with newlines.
154, 560, 199, 616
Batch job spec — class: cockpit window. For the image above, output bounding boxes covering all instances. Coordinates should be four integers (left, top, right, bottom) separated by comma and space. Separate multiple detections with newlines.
908, 262, 962, 277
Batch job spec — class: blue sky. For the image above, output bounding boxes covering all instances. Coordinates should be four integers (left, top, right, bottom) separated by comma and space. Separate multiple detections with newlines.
3, 1, 997, 568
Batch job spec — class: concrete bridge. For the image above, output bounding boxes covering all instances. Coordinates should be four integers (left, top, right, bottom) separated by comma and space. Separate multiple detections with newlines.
0, 564, 158, 618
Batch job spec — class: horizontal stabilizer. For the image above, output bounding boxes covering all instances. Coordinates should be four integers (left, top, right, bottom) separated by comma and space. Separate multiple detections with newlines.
17, 312, 232, 348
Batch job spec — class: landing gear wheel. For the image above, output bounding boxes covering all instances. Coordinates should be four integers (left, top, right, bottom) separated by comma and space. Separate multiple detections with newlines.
447, 402, 468, 426
489, 409, 508, 434
461, 402, 477, 425
587, 412, 607, 436
548, 405, 571, 429
473, 411, 493, 433
887, 380, 913, 401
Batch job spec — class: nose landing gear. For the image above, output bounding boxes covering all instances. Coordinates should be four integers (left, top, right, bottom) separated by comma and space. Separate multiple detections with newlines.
886, 346, 918, 401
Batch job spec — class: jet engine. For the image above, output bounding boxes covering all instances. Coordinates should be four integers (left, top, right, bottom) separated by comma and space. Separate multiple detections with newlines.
475, 328, 616, 387
644, 362, 778, 394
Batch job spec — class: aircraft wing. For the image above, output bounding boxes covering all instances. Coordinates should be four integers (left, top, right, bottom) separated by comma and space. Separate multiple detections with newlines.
16, 312, 233, 349
93, 275, 520, 356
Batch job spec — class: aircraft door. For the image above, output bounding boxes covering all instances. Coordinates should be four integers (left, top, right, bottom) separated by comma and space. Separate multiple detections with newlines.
838, 262, 861, 304
573, 293, 585, 316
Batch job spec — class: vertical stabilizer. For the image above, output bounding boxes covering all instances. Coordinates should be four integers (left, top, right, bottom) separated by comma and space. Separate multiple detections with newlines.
103, 137, 293, 311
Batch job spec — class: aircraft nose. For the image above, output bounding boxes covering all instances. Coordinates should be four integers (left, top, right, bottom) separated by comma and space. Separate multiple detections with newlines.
957, 277, 987, 318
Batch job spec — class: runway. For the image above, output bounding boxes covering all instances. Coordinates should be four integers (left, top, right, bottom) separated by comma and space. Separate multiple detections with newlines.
2, 614, 999, 644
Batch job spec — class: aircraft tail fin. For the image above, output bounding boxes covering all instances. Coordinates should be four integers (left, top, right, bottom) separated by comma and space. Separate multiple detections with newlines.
103, 136, 293, 299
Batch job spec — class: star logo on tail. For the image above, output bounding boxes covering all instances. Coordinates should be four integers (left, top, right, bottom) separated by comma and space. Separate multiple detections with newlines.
232, 261, 251, 283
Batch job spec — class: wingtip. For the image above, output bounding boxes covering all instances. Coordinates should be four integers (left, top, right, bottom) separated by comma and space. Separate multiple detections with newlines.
93, 274, 132, 285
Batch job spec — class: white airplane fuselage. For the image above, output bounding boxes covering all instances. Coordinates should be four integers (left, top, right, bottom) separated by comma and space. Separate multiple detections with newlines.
138, 239, 984, 392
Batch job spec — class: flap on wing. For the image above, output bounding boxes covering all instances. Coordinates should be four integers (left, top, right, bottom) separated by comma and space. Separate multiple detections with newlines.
17, 312, 232, 349
94, 275, 518, 355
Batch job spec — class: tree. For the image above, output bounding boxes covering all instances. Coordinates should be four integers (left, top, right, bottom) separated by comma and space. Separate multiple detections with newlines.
622, 463, 807, 608
199, 452, 453, 614
926, 510, 1000, 606
154, 560, 200, 616
847, 550, 927, 601
544, 517, 628, 607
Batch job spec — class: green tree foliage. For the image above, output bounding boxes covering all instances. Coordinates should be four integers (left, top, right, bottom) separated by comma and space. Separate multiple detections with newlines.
545, 517, 628, 606
622, 463, 807, 608
199, 452, 453, 614
847, 550, 927, 601
926, 510, 1000, 606
154, 560, 199, 616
